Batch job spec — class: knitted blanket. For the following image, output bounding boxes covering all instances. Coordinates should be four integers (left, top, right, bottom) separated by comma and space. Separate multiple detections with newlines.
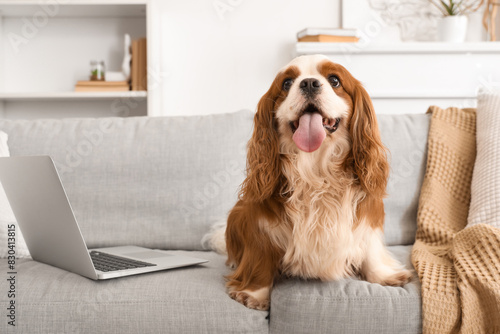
411, 106, 500, 334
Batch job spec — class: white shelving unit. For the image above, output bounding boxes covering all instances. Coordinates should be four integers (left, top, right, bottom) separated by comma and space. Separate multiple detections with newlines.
0, 0, 161, 119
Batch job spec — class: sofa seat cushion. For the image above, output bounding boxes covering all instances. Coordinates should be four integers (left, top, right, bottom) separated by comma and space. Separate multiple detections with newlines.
0, 251, 268, 334
269, 245, 421, 334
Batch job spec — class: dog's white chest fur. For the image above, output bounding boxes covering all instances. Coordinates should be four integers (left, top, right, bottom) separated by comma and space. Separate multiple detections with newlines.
283, 184, 369, 281
277, 150, 370, 281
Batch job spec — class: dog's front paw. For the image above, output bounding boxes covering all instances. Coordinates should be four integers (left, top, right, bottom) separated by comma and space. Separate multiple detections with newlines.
380, 269, 412, 287
228, 287, 270, 311
364, 267, 413, 287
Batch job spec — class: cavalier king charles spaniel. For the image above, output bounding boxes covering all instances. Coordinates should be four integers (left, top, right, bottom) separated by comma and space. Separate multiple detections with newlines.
208, 54, 412, 310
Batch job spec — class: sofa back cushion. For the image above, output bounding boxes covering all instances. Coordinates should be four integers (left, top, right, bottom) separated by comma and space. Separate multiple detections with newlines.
0, 111, 253, 250
0, 111, 429, 249
379, 113, 430, 245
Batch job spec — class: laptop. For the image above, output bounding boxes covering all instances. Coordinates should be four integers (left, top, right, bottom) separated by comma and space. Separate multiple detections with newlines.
0, 155, 208, 280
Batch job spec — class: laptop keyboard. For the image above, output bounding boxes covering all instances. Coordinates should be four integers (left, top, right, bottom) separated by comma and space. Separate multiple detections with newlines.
89, 251, 157, 272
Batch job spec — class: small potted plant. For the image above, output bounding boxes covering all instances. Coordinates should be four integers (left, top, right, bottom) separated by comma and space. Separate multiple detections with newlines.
429, 0, 484, 42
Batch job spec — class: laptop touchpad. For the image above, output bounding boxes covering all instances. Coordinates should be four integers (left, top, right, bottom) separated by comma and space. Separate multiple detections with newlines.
125, 251, 172, 260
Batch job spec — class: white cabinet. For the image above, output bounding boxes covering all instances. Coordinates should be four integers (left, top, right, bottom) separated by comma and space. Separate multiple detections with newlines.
296, 42, 500, 114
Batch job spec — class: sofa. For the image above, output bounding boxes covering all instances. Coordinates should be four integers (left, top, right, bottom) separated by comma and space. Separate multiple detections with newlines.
0, 110, 429, 334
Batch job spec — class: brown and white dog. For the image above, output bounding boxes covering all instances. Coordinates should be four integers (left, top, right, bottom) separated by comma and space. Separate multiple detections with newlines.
209, 55, 411, 310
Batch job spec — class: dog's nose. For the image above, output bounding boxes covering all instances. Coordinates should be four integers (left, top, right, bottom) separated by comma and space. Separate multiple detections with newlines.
299, 78, 322, 95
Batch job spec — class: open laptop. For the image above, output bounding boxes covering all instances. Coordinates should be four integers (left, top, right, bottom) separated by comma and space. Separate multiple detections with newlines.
0, 155, 208, 280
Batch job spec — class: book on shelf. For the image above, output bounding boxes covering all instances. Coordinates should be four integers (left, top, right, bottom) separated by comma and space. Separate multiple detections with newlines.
131, 38, 147, 91
75, 80, 129, 92
297, 28, 360, 38
298, 35, 360, 43
297, 28, 360, 43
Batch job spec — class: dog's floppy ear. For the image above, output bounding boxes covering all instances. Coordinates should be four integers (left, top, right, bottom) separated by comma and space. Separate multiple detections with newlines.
349, 83, 389, 198
240, 78, 283, 203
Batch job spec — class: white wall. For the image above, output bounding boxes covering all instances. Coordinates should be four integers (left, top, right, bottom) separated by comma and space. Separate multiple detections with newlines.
157, 0, 340, 116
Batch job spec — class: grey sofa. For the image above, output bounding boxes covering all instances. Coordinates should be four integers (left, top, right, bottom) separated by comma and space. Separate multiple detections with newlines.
0, 110, 428, 334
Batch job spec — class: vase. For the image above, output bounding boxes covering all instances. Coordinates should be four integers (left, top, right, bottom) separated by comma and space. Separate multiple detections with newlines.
437, 15, 468, 43
122, 34, 132, 81
466, 12, 485, 42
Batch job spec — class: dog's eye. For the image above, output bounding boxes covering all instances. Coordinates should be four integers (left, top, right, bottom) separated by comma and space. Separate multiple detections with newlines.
282, 79, 293, 91
328, 75, 340, 88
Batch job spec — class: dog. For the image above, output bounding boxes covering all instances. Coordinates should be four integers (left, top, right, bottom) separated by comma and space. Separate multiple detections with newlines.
208, 54, 412, 311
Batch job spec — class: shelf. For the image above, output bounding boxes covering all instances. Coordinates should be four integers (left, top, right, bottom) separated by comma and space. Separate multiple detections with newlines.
0, 91, 147, 102
368, 90, 478, 99
0, 1, 146, 17
296, 42, 500, 55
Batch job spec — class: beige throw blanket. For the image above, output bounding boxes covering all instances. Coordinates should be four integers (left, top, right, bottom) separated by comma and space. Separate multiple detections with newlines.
411, 106, 500, 334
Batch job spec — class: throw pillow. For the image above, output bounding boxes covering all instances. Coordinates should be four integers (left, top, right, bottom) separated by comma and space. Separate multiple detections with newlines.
467, 88, 500, 228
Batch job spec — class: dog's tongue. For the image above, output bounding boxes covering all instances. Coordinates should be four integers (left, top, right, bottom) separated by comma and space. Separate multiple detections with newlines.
292, 113, 326, 152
